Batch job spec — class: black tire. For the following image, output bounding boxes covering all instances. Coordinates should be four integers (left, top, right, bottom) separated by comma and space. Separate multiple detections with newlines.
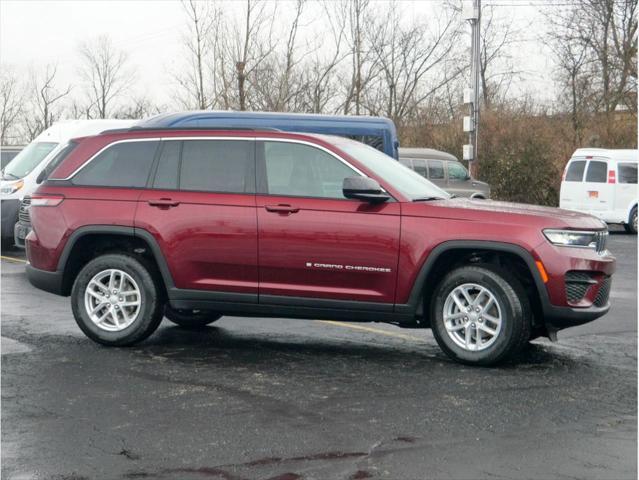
71, 254, 165, 346
430, 264, 531, 366
164, 306, 222, 328
624, 207, 637, 234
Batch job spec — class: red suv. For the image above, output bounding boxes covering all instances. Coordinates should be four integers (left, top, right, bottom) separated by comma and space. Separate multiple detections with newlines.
25, 128, 615, 365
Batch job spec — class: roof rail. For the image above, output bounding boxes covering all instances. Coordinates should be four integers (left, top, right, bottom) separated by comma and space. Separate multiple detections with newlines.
99, 126, 283, 135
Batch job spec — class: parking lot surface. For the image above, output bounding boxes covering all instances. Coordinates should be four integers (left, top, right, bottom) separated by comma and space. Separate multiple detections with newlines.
1, 230, 637, 480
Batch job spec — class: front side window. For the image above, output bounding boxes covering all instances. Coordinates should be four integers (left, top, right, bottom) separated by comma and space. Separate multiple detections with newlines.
448, 161, 468, 181
3, 142, 58, 180
180, 140, 254, 193
565, 160, 586, 182
618, 163, 638, 184
428, 160, 445, 180
261, 141, 359, 199
72, 141, 159, 187
585, 160, 607, 183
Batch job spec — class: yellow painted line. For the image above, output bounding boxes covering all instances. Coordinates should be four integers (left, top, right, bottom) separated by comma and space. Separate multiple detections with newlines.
319, 320, 425, 342
0, 255, 27, 264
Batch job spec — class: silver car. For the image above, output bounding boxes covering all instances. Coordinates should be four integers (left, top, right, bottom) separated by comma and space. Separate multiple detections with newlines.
399, 148, 490, 199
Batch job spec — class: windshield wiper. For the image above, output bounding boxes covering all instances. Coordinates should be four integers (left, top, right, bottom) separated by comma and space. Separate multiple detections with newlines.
2, 171, 19, 180
412, 196, 447, 202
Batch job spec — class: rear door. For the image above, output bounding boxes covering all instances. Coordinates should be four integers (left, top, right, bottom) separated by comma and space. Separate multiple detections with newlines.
255, 140, 400, 304
135, 138, 258, 297
582, 158, 612, 213
560, 158, 587, 211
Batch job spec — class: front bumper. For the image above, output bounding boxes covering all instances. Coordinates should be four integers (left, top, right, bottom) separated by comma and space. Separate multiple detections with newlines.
1, 199, 20, 240
25, 264, 65, 296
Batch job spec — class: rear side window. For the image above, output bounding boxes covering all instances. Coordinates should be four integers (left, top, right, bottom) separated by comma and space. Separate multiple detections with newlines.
428, 160, 445, 180
72, 141, 159, 188
40, 141, 78, 182
565, 160, 586, 182
585, 161, 607, 183
399, 158, 412, 168
618, 163, 638, 184
180, 140, 254, 193
412, 159, 428, 178
346, 134, 384, 153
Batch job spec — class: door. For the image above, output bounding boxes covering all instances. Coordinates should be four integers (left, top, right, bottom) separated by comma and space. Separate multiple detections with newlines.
560, 158, 587, 211
256, 140, 400, 304
135, 138, 259, 296
427, 159, 447, 190
615, 161, 638, 220
445, 161, 472, 198
582, 158, 612, 214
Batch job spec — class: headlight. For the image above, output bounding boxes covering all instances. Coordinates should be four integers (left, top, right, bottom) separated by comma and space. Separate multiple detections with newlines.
0, 179, 24, 195
543, 229, 601, 249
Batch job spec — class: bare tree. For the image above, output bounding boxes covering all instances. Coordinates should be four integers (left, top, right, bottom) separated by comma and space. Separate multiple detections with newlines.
174, 0, 218, 110
78, 35, 134, 118
0, 68, 24, 145
23, 64, 72, 139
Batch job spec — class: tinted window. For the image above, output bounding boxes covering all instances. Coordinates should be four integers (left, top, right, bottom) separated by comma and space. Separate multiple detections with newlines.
262, 141, 358, 199
345, 134, 384, 153
40, 141, 77, 182
428, 160, 445, 180
72, 141, 159, 187
180, 140, 254, 193
153, 141, 181, 189
412, 159, 428, 178
585, 161, 607, 183
565, 160, 586, 182
618, 163, 638, 184
448, 161, 468, 181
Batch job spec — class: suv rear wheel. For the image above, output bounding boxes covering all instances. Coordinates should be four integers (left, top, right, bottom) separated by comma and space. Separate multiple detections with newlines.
71, 254, 164, 346
430, 265, 531, 366
164, 306, 222, 328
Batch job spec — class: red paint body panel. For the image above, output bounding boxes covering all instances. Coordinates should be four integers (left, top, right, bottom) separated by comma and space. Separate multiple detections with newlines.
256, 195, 400, 302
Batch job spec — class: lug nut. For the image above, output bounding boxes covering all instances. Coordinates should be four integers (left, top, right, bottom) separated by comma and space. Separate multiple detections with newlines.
471, 323, 476, 328
119, 297, 123, 302
476, 307, 480, 312
478, 318, 483, 323
464, 316, 468, 321
113, 290, 117, 294
114, 305, 119, 310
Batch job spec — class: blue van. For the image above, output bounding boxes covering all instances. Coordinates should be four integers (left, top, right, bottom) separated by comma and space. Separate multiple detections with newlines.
137, 111, 400, 159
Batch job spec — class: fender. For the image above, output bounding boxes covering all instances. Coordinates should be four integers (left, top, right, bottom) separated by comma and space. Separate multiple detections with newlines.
626, 201, 637, 223
394, 240, 550, 315
57, 225, 175, 289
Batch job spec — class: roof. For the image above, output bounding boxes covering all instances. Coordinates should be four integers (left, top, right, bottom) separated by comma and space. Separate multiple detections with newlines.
399, 147, 458, 162
572, 148, 638, 162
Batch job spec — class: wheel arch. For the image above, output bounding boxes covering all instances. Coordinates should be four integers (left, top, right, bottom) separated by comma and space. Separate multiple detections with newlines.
58, 225, 174, 296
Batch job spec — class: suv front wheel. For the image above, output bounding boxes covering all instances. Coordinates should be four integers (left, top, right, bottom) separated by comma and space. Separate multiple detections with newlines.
430, 265, 531, 366
71, 254, 164, 346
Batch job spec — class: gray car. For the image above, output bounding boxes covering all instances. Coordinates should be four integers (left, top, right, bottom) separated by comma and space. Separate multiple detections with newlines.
399, 147, 490, 199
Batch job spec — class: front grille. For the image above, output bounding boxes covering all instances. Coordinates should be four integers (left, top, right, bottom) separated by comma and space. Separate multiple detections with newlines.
565, 271, 593, 303
594, 230, 608, 254
18, 196, 31, 225
594, 276, 612, 307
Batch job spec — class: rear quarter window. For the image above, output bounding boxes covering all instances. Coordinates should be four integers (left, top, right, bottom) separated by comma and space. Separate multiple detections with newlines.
618, 163, 638, 184
565, 160, 586, 182
72, 140, 159, 188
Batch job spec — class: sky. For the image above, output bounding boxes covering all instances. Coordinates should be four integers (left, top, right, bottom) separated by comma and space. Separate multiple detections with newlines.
0, 0, 557, 113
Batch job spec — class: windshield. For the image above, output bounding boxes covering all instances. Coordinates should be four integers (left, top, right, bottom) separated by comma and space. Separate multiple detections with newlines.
3, 142, 58, 180
339, 142, 450, 200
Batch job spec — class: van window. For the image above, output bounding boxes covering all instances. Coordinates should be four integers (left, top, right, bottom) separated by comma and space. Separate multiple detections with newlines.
428, 160, 445, 180
448, 162, 468, 181
345, 135, 384, 153
3, 142, 58, 180
618, 163, 638, 184
412, 159, 428, 178
585, 161, 607, 183
399, 158, 412, 168
565, 160, 586, 182
72, 141, 159, 188
180, 140, 254, 193
261, 141, 358, 199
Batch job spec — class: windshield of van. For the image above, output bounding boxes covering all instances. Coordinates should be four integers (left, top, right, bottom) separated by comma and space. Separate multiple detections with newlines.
339, 141, 450, 200
2, 142, 58, 180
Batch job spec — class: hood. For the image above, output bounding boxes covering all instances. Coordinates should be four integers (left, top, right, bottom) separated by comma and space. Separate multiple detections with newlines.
403, 198, 607, 230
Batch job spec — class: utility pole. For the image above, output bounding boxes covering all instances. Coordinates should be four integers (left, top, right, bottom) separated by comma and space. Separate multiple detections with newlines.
463, 0, 481, 177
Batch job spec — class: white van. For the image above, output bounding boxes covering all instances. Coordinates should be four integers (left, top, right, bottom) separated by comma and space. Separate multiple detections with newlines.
559, 148, 638, 233
1, 119, 136, 246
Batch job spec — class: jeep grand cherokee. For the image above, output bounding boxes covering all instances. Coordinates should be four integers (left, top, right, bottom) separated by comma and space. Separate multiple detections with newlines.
24, 128, 615, 365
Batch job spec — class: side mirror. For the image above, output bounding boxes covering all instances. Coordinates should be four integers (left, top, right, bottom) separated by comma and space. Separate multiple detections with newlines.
343, 176, 390, 203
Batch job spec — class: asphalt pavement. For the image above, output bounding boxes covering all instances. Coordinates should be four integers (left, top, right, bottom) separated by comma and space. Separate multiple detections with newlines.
1, 229, 637, 480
